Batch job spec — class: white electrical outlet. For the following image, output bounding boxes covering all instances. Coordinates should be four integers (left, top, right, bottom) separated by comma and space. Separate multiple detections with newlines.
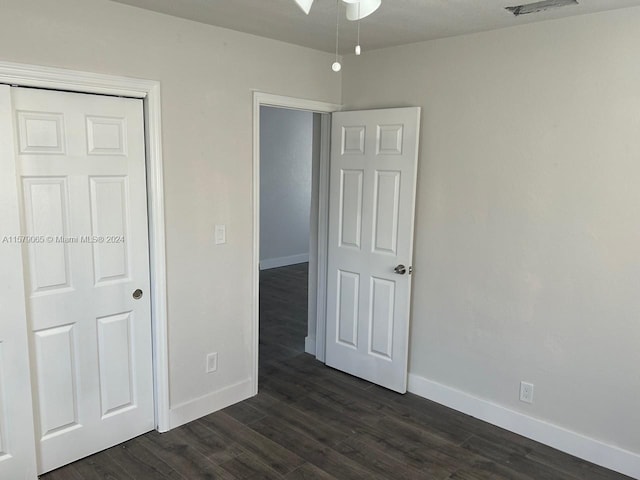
206, 352, 218, 373
215, 224, 226, 245
520, 381, 534, 404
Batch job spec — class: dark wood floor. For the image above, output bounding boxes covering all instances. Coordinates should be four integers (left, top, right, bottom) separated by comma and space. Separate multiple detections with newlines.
42, 263, 630, 479
259, 263, 309, 366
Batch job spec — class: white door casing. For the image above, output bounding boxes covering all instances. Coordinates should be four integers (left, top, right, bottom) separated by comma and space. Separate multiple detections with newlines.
0, 85, 39, 479
325, 107, 420, 393
12, 87, 155, 474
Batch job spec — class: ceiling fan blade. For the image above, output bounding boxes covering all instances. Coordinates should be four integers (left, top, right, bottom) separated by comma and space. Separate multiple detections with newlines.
346, 0, 381, 20
294, 0, 314, 15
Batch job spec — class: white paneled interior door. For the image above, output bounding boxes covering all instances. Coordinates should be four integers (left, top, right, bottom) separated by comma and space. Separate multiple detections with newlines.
11, 87, 154, 474
0, 85, 38, 479
326, 107, 420, 393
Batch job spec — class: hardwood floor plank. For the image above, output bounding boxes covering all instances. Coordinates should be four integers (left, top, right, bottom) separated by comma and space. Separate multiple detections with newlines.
461, 434, 574, 480
260, 366, 383, 427
249, 415, 381, 480
344, 423, 465, 478
243, 390, 281, 411
285, 385, 508, 480
137, 431, 236, 480
39, 464, 86, 480
173, 420, 245, 464
526, 444, 633, 480
448, 459, 530, 480
274, 354, 375, 392
198, 412, 305, 476
314, 371, 477, 447
69, 449, 136, 480
240, 392, 352, 448
365, 385, 480, 445
258, 371, 317, 403
219, 452, 284, 479
287, 390, 473, 479
106, 437, 183, 480
284, 463, 338, 480
292, 390, 382, 432
333, 435, 428, 479
374, 414, 454, 450
222, 400, 268, 425
259, 342, 303, 365
461, 421, 628, 479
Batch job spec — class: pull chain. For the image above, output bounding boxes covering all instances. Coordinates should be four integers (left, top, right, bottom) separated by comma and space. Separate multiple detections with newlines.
332, 0, 342, 71
355, 2, 362, 55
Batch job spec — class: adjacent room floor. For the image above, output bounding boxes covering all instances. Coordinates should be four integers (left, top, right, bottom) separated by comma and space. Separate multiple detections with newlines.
42, 264, 629, 479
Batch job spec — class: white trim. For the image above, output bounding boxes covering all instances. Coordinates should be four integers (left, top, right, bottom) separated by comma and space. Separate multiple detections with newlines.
408, 373, 640, 479
168, 378, 253, 429
304, 336, 316, 355
255, 92, 341, 114
0, 61, 170, 432
259, 253, 309, 270
0, 61, 150, 98
252, 92, 341, 395
314, 113, 332, 363
143, 84, 171, 433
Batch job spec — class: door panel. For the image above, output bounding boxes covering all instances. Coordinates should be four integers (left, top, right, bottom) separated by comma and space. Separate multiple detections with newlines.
96, 312, 136, 416
34, 325, 80, 438
22, 177, 72, 292
326, 107, 420, 393
89, 176, 130, 283
12, 87, 154, 474
0, 84, 38, 479
369, 276, 395, 359
337, 270, 360, 348
339, 169, 363, 249
372, 170, 401, 255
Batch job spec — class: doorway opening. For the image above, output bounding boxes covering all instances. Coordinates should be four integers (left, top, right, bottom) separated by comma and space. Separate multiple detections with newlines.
258, 106, 321, 376
252, 93, 340, 393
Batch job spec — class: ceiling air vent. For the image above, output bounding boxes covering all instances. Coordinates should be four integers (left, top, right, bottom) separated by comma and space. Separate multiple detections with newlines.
506, 0, 578, 16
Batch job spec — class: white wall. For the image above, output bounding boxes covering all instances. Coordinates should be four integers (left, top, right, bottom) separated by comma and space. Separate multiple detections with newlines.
0, 0, 341, 424
342, 6, 640, 468
260, 106, 313, 269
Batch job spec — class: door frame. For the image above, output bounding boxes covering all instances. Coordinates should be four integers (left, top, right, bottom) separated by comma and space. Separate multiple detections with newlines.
0, 61, 171, 432
252, 92, 341, 393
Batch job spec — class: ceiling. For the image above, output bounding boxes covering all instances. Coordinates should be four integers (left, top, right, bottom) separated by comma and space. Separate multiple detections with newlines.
110, 0, 640, 54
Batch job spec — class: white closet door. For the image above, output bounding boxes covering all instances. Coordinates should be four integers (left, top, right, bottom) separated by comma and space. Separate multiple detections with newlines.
0, 85, 38, 480
12, 87, 154, 474
326, 107, 420, 393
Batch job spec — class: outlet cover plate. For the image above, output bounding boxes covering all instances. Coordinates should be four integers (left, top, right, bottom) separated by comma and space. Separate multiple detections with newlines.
215, 224, 226, 245
206, 352, 218, 373
520, 381, 534, 404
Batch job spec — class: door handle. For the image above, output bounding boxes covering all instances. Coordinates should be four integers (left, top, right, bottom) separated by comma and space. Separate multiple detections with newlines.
133, 289, 143, 300
393, 265, 413, 275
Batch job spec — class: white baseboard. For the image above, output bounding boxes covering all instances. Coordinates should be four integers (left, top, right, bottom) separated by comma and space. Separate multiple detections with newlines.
260, 253, 309, 270
305, 336, 316, 355
168, 378, 253, 429
407, 374, 640, 479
